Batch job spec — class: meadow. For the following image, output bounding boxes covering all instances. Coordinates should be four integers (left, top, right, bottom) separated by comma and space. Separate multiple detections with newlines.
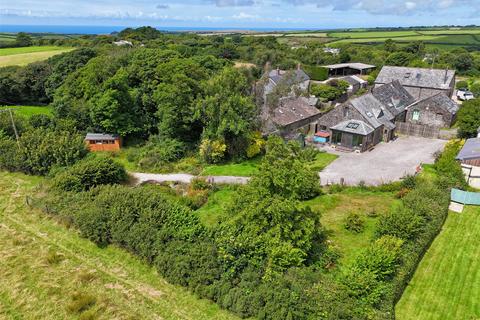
0, 46, 73, 67
396, 206, 480, 320
0, 105, 53, 117
0, 171, 239, 320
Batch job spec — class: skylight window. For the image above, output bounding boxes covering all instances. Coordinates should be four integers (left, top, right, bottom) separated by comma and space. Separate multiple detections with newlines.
366, 111, 373, 117
346, 122, 360, 129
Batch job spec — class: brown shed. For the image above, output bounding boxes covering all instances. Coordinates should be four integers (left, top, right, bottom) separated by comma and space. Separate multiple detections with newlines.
85, 133, 121, 152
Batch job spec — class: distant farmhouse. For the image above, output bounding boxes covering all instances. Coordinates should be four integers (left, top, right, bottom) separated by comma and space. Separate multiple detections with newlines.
113, 40, 133, 46
323, 63, 376, 77
323, 47, 340, 55
375, 66, 455, 100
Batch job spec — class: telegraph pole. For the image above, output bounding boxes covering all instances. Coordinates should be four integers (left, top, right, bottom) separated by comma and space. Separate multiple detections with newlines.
0, 109, 20, 145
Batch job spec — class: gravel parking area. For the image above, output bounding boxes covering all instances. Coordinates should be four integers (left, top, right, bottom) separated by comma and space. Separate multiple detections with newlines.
319, 136, 447, 186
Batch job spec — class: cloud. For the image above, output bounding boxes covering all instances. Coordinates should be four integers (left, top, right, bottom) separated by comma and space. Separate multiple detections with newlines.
284, 0, 479, 15
156, 4, 170, 9
214, 0, 256, 7
232, 12, 260, 19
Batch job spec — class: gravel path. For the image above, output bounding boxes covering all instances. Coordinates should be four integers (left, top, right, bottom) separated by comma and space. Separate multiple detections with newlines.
131, 172, 250, 185
319, 136, 447, 186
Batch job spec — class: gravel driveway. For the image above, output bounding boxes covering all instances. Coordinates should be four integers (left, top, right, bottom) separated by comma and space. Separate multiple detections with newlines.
319, 136, 447, 186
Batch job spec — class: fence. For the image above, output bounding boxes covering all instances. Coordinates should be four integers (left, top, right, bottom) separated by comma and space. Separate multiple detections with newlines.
396, 122, 440, 139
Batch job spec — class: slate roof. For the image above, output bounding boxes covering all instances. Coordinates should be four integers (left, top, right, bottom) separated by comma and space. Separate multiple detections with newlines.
375, 66, 455, 90
456, 138, 480, 161
85, 133, 119, 141
272, 97, 320, 127
341, 75, 366, 86
347, 93, 396, 130
372, 80, 416, 116
331, 119, 374, 135
408, 93, 459, 115
268, 68, 310, 86
323, 62, 376, 70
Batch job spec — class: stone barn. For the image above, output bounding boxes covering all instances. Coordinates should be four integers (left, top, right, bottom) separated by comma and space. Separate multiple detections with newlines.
406, 93, 459, 128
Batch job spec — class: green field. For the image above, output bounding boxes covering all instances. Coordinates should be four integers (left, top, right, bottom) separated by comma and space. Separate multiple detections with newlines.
1, 105, 53, 117
201, 157, 262, 176
0, 46, 73, 67
396, 206, 480, 320
0, 171, 238, 320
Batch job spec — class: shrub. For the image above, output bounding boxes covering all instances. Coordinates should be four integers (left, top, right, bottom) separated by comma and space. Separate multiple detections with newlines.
199, 138, 227, 164
344, 212, 365, 233
376, 207, 425, 240
246, 131, 265, 158
52, 157, 127, 192
137, 136, 186, 169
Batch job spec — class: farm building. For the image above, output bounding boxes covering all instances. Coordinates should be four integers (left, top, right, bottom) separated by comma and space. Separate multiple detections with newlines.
406, 93, 459, 128
85, 133, 121, 152
261, 65, 310, 100
375, 66, 456, 100
456, 137, 480, 188
341, 75, 368, 95
323, 62, 376, 77
315, 81, 414, 152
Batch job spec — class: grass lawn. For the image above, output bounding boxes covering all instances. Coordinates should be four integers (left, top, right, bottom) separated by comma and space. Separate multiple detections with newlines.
0, 171, 238, 320
0, 46, 73, 67
304, 189, 401, 267
1, 105, 53, 117
396, 206, 480, 320
201, 157, 262, 177
309, 152, 338, 171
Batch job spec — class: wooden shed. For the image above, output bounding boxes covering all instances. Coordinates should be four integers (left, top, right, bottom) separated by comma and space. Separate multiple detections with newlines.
85, 133, 121, 152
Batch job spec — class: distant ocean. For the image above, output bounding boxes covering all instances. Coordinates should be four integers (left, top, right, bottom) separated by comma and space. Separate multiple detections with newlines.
0, 25, 312, 35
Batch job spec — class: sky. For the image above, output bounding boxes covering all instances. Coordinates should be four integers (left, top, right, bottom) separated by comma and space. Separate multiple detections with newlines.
1, 0, 479, 30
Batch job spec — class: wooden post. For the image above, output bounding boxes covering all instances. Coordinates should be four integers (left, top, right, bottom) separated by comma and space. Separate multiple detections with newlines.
8, 109, 20, 145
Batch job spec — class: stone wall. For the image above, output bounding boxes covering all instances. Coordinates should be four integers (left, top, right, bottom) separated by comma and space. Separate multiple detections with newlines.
406, 99, 455, 128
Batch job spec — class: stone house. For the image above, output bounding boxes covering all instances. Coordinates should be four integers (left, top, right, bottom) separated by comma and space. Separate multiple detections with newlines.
316, 81, 415, 152
406, 93, 459, 128
264, 96, 321, 138
375, 66, 455, 100
262, 66, 310, 103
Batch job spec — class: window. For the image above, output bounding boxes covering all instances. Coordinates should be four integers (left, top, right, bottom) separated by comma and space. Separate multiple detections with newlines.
343, 107, 349, 117
352, 134, 362, 147
332, 131, 342, 144
412, 109, 420, 121
319, 125, 327, 131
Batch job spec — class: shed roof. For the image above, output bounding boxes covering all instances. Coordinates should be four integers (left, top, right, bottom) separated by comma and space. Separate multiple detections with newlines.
267, 68, 310, 86
456, 138, 480, 161
451, 188, 480, 205
323, 62, 376, 70
85, 133, 119, 141
375, 66, 455, 90
331, 119, 374, 135
272, 97, 320, 127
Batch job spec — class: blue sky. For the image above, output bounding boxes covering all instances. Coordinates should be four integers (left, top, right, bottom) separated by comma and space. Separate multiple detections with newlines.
1, 0, 479, 29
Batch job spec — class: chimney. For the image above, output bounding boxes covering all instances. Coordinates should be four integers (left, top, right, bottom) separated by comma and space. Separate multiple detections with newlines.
277, 67, 280, 75
264, 61, 271, 72
477, 126, 480, 138
444, 69, 448, 84
297, 63, 301, 70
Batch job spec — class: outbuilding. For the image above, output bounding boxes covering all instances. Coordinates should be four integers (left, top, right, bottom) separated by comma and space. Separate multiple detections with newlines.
456, 137, 480, 188
85, 133, 121, 152
323, 63, 376, 77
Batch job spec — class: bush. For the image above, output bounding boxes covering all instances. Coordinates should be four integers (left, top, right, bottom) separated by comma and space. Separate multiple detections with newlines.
456, 80, 468, 89
137, 136, 186, 170
52, 157, 127, 192
199, 138, 227, 164
376, 207, 424, 240
344, 212, 365, 233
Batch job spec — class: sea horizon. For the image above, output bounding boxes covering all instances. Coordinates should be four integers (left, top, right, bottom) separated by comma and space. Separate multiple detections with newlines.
0, 24, 325, 35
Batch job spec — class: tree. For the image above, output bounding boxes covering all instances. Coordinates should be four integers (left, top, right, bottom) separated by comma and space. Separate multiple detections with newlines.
195, 67, 257, 158
15, 32, 32, 47
385, 52, 414, 66
384, 39, 397, 53
456, 98, 480, 138
453, 52, 474, 73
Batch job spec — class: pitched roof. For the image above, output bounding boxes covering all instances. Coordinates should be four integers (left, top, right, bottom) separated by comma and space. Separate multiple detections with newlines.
331, 119, 374, 135
323, 62, 376, 70
456, 138, 480, 161
341, 75, 365, 86
375, 66, 455, 90
272, 97, 320, 127
409, 93, 459, 115
372, 80, 416, 116
347, 93, 395, 130
267, 68, 310, 86
85, 133, 119, 140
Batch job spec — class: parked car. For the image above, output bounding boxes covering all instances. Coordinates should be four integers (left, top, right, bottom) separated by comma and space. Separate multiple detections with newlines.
457, 88, 475, 101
